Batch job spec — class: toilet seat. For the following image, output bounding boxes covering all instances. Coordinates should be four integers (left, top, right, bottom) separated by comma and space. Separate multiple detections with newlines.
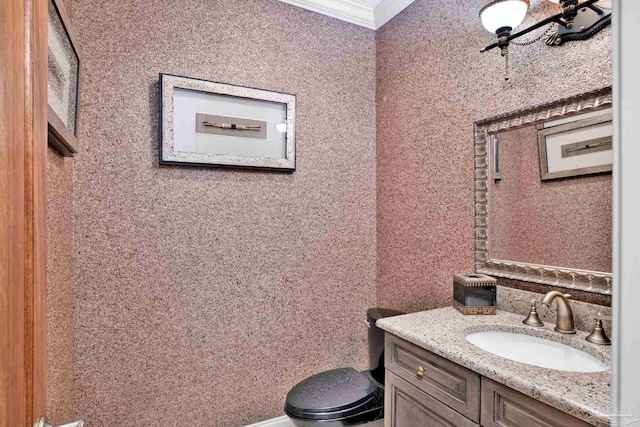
284, 367, 383, 422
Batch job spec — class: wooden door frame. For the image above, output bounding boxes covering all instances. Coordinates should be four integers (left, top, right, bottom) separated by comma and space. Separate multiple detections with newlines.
0, 0, 48, 426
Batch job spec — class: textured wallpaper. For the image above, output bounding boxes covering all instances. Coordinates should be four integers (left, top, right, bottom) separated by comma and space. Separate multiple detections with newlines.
69, 0, 376, 425
47, 149, 77, 425
376, 0, 612, 313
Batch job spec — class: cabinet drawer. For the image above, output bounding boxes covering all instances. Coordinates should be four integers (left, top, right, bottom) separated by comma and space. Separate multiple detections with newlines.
481, 378, 593, 427
385, 370, 479, 427
385, 333, 480, 422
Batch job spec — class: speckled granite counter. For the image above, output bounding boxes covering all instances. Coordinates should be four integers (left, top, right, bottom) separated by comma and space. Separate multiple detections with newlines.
377, 308, 611, 427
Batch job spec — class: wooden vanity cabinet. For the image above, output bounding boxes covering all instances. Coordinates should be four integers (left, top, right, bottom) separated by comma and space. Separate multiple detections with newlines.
384, 333, 595, 427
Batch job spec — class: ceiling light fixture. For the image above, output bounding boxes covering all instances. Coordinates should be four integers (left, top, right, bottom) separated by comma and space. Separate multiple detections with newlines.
479, 0, 530, 39
479, 0, 611, 79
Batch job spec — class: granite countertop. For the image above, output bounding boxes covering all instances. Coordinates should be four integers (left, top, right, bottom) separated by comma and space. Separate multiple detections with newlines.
377, 307, 612, 427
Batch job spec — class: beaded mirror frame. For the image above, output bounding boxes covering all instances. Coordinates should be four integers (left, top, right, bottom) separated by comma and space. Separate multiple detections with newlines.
473, 86, 613, 295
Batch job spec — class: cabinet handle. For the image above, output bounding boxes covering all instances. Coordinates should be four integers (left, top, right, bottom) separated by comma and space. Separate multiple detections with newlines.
416, 366, 425, 377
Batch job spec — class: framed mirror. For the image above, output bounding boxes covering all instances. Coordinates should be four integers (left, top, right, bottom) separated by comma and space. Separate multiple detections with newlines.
474, 86, 613, 295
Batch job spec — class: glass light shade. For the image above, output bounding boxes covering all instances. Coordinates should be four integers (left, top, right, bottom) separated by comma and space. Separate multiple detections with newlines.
479, 0, 530, 34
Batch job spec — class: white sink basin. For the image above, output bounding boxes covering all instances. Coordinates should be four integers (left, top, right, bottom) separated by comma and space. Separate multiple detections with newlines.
466, 331, 609, 373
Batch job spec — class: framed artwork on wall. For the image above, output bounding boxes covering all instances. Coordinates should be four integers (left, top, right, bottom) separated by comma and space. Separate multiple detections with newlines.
538, 111, 613, 181
159, 74, 296, 171
47, 0, 81, 157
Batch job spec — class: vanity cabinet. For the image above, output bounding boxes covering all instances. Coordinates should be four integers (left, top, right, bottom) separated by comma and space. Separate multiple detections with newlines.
384, 333, 594, 427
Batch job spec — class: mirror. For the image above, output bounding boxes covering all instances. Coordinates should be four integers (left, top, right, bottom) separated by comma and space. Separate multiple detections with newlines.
474, 87, 613, 295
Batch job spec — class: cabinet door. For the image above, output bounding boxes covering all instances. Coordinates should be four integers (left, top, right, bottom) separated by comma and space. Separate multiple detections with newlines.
385, 333, 481, 422
480, 378, 592, 427
385, 371, 479, 427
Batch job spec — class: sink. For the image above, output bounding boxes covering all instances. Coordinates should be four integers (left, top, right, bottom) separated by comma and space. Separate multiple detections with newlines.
466, 331, 609, 373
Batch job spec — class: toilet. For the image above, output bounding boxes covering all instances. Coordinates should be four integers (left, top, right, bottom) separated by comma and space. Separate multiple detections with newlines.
284, 308, 405, 426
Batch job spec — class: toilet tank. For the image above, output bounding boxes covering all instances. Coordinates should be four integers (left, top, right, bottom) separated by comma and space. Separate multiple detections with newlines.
366, 307, 405, 385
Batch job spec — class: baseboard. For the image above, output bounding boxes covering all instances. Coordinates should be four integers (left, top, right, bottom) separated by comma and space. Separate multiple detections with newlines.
245, 415, 295, 427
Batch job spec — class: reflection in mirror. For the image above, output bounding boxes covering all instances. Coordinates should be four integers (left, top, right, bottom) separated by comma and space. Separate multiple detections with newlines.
490, 108, 612, 274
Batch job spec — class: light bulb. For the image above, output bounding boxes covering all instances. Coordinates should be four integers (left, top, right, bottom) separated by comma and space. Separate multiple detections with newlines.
479, 0, 530, 34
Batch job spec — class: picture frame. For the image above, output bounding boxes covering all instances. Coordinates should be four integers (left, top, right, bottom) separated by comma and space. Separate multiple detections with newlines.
159, 74, 296, 172
47, 0, 81, 157
537, 112, 613, 181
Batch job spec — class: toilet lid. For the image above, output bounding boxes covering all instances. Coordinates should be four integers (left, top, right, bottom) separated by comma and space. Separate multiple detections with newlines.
284, 368, 382, 421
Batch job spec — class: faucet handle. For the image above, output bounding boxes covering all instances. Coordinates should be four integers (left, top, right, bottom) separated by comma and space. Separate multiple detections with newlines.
586, 312, 612, 345
515, 297, 544, 327
515, 296, 537, 305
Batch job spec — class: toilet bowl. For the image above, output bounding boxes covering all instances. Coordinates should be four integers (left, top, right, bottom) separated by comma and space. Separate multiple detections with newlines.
284, 308, 405, 427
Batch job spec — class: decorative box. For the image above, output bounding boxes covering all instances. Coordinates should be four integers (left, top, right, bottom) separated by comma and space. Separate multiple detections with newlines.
452, 273, 497, 315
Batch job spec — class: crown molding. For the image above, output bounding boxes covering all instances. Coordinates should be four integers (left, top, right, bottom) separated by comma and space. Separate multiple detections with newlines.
373, 0, 415, 29
278, 0, 414, 30
278, 0, 374, 29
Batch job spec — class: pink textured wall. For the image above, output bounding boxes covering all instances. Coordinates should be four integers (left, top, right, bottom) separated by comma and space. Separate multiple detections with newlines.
491, 125, 612, 273
376, 0, 612, 313
70, 0, 376, 425
46, 148, 77, 424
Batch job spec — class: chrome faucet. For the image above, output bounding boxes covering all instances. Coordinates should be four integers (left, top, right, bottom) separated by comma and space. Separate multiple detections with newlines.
541, 291, 576, 334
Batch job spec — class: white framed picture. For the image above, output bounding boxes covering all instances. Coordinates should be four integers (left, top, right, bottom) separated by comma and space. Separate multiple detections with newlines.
160, 74, 296, 171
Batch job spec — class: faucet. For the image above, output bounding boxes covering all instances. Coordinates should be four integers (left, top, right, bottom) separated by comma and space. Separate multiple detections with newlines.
541, 291, 576, 334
